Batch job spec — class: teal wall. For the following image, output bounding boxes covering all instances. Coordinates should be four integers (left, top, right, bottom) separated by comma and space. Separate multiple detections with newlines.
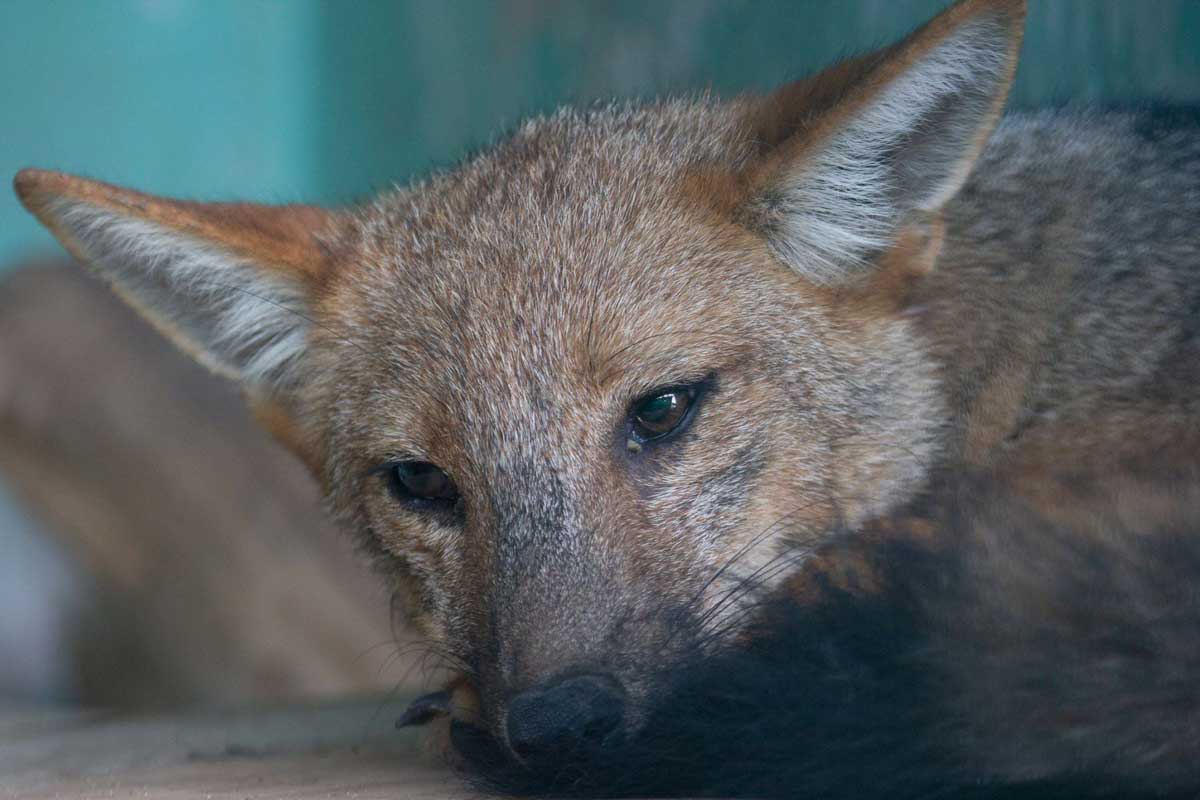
3, 0, 1199, 267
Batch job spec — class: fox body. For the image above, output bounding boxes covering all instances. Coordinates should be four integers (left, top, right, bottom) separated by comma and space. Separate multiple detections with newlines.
14, 0, 1200, 795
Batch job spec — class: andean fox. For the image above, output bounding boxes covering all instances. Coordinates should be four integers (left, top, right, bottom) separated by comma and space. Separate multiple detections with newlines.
15, 0, 1200, 796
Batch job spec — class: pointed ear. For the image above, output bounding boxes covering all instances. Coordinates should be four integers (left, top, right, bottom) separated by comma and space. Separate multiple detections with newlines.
13, 169, 345, 401
742, 0, 1025, 285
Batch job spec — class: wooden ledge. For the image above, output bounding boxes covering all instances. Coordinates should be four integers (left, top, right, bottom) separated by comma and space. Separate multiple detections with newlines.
2, 697, 464, 800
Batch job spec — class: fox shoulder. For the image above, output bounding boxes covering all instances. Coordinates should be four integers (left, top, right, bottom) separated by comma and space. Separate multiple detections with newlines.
743, 465, 1200, 798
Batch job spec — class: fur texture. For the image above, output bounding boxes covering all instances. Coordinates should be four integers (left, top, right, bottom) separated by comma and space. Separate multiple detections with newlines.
455, 467, 1200, 798
751, 10, 1016, 282
13, 0, 1200, 795
47, 203, 312, 389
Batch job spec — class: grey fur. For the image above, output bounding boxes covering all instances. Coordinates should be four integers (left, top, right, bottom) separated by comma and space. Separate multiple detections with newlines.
923, 109, 1200, 467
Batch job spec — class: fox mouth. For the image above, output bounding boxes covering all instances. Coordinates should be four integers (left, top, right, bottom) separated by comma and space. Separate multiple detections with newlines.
399, 645, 756, 797
447, 708, 646, 796
395, 549, 940, 799
393, 621, 771, 796
400, 676, 630, 766
396, 684, 634, 791
393, 576, 814, 793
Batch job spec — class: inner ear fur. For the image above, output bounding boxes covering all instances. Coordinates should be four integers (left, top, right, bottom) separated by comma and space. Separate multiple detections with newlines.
740, 0, 1026, 287
14, 169, 340, 284
13, 168, 347, 465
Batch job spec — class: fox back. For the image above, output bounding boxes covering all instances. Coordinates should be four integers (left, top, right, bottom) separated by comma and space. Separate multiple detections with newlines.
14, 0, 1200, 795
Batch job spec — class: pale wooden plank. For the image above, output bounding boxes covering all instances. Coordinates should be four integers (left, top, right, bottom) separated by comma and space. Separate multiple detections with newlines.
0, 699, 465, 800
13, 752, 461, 800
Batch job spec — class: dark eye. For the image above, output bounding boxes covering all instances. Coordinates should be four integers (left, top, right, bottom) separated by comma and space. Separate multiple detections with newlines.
630, 386, 698, 443
385, 461, 459, 505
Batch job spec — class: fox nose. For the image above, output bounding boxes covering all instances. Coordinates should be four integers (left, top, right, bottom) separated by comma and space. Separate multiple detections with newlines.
505, 674, 625, 761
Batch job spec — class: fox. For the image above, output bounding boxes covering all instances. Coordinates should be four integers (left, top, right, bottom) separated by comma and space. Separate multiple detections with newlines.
13, 0, 1200, 796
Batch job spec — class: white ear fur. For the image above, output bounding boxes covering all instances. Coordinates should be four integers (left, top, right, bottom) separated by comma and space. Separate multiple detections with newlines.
759, 10, 1020, 284
51, 199, 311, 393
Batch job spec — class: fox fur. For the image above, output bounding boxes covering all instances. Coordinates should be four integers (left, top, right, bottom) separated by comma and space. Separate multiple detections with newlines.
14, 0, 1200, 795
455, 467, 1200, 799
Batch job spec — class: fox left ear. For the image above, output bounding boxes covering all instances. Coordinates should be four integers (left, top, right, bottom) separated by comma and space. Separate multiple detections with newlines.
14, 169, 347, 461
743, 0, 1025, 285
13, 169, 344, 394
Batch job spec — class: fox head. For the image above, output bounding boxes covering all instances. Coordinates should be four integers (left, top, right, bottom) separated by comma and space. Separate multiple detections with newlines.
16, 0, 1023, 767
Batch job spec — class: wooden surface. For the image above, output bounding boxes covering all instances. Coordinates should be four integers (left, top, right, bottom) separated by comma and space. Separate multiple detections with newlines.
1, 698, 464, 800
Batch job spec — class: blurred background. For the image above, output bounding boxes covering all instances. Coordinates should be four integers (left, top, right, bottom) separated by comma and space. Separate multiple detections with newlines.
1, 0, 1198, 710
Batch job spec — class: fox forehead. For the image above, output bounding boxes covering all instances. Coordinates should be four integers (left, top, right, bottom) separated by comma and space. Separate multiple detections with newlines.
352, 100, 754, 261
341, 101, 760, 299
312, 101, 811, 452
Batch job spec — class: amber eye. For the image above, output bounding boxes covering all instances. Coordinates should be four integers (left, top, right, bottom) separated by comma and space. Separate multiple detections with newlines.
630, 386, 697, 442
386, 461, 459, 505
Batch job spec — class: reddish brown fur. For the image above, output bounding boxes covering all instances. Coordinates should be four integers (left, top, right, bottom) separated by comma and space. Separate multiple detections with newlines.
13, 0, 1200, 787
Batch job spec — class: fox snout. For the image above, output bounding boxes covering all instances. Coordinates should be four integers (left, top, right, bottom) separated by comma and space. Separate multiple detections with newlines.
475, 610, 637, 762
452, 609, 650, 769
446, 673, 630, 774
504, 673, 626, 763
467, 556, 681, 761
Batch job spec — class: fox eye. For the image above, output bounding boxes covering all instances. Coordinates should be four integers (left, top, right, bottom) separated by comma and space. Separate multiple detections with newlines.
385, 461, 459, 505
629, 386, 698, 443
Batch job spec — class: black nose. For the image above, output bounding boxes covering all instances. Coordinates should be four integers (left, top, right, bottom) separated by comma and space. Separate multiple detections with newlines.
505, 674, 625, 761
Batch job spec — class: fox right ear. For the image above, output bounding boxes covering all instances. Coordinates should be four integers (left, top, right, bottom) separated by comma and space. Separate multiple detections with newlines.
13, 169, 346, 400
743, 0, 1025, 285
